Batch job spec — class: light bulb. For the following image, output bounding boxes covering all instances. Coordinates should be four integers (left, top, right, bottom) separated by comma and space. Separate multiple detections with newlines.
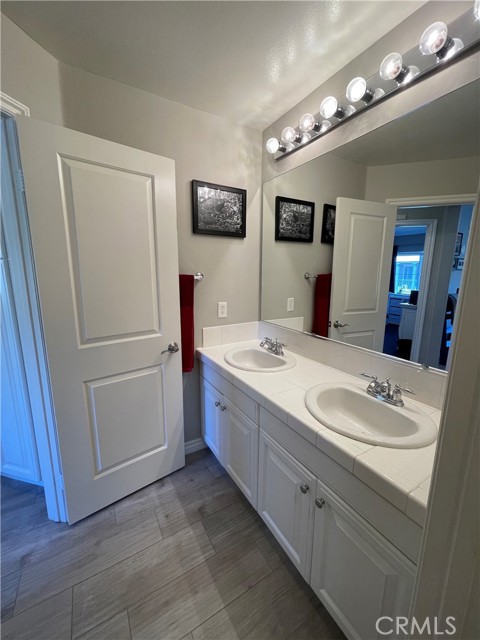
299, 113, 320, 132
346, 77, 374, 103
419, 22, 463, 61
320, 96, 344, 120
281, 126, 301, 144
320, 120, 332, 132
265, 137, 286, 154
380, 53, 420, 84
475, 0, 480, 20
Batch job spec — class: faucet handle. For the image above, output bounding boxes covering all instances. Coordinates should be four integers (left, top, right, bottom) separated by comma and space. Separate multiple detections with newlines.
394, 384, 415, 395
360, 372, 377, 380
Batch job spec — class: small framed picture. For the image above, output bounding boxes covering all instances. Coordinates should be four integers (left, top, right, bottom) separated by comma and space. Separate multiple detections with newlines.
454, 232, 463, 256
192, 180, 246, 238
275, 196, 315, 243
321, 204, 336, 244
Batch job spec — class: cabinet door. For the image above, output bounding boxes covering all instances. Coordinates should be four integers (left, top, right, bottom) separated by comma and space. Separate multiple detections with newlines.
311, 481, 415, 640
200, 378, 222, 462
258, 431, 315, 580
222, 401, 258, 508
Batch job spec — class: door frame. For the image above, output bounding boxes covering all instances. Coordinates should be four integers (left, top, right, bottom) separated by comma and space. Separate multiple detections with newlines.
393, 218, 437, 363
1, 106, 66, 521
387, 194, 477, 366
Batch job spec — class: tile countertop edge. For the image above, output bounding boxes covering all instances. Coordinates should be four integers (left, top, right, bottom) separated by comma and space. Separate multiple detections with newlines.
196, 341, 439, 528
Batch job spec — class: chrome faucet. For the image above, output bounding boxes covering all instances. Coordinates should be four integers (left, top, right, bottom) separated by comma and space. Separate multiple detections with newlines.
360, 373, 415, 407
260, 337, 286, 356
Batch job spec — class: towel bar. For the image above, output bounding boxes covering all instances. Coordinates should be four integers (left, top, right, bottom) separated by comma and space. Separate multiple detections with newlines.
304, 272, 318, 280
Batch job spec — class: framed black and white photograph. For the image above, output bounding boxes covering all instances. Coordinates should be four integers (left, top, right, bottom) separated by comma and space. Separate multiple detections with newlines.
274, 196, 315, 242
321, 203, 336, 244
192, 180, 246, 238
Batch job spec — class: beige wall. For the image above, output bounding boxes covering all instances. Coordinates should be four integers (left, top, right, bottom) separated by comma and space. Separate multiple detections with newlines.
0, 16, 64, 125
262, 155, 366, 328
365, 157, 480, 202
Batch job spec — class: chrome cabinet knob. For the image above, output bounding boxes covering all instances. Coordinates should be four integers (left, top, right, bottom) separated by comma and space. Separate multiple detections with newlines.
161, 341, 179, 354
220, 405, 227, 412
215, 401, 221, 407
333, 320, 349, 329
300, 483, 310, 494
315, 498, 326, 509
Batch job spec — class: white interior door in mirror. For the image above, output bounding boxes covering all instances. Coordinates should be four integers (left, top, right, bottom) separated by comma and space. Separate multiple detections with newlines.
15, 117, 184, 523
330, 198, 397, 352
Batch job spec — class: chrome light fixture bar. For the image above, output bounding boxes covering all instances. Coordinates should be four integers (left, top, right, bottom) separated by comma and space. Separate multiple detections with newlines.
266, 5, 479, 160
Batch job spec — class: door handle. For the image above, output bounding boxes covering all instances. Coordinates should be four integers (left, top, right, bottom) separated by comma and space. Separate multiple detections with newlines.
161, 341, 179, 354
333, 320, 349, 329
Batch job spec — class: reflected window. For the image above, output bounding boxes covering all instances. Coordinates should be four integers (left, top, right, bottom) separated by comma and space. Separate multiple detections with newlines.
394, 252, 423, 293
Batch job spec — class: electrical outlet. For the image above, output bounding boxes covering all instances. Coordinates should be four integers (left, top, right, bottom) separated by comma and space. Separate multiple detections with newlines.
287, 297, 295, 312
217, 301, 228, 318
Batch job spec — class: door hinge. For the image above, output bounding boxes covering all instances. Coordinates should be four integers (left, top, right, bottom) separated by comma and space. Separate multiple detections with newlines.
14, 168, 25, 193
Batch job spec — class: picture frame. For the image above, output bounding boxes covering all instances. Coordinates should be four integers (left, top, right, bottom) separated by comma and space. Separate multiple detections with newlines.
274, 196, 315, 243
454, 232, 463, 256
192, 180, 246, 238
321, 203, 336, 244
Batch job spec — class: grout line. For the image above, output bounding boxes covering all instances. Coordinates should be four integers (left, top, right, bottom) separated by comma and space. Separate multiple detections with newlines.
70, 587, 74, 640
126, 609, 133, 640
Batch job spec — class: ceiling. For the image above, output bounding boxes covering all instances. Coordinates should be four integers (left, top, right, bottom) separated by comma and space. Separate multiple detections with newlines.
1, 1, 427, 130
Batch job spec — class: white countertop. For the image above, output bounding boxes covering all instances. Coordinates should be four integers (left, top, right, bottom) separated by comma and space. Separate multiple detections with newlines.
196, 340, 440, 527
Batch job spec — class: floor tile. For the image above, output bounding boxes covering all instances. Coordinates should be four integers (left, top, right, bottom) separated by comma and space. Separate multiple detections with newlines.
1, 569, 20, 621
72, 521, 214, 638
191, 563, 341, 640
76, 610, 131, 640
156, 474, 239, 537
128, 541, 271, 640
15, 510, 162, 613
1, 588, 72, 640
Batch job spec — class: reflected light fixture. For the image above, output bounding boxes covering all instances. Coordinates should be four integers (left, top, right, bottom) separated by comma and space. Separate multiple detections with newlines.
419, 21, 464, 61
475, 0, 480, 20
346, 77, 384, 104
265, 137, 286, 154
281, 126, 302, 144
379, 52, 420, 84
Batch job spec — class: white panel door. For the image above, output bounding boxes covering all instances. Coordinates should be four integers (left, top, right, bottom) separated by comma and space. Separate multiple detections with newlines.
258, 431, 315, 580
330, 198, 397, 351
15, 117, 184, 523
311, 481, 415, 640
222, 400, 258, 508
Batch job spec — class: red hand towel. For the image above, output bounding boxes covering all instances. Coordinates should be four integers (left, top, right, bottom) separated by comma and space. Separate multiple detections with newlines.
311, 273, 332, 337
179, 275, 195, 373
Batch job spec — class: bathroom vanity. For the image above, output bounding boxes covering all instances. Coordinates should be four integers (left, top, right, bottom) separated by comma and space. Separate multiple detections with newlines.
197, 339, 440, 640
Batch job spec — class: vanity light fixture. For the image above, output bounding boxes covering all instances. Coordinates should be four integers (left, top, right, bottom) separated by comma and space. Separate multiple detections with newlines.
346, 76, 384, 104
379, 52, 420, 85
281, 126, 302, 144
419, 21, 464, 61
320, 96, 346, 120
266, 5, 478, 158
299, 113, 321, 133
265, 137, 286, 154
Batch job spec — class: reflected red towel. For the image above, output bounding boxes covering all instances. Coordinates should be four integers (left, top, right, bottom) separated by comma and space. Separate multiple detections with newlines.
179, 275, 195, 373
311, 273, 332, 337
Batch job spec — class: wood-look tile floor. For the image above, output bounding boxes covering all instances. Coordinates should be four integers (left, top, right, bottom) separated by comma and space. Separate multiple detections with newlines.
1, 450, 345, 640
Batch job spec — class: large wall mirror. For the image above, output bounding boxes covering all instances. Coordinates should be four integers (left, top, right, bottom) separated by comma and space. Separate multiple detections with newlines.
261, 79, 479, 371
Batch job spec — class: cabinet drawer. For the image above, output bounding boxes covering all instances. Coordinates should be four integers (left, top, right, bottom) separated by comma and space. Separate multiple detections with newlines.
201, 363, 258, 423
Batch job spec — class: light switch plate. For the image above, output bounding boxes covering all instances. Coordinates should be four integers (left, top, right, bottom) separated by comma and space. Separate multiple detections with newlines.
287, 297, 295, 312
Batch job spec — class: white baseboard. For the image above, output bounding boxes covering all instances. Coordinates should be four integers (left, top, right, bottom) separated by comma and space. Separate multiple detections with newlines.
185, 437, 207, 455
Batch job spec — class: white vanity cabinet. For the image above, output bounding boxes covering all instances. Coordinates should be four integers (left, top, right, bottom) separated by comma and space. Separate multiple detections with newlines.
257, 431, 315, 580
200, 369, 258, 508
310, 480, 415, 640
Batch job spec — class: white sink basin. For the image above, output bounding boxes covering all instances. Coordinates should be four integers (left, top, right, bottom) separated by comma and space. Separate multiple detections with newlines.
305, 382, 437, 449
224, 347, 296, 373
